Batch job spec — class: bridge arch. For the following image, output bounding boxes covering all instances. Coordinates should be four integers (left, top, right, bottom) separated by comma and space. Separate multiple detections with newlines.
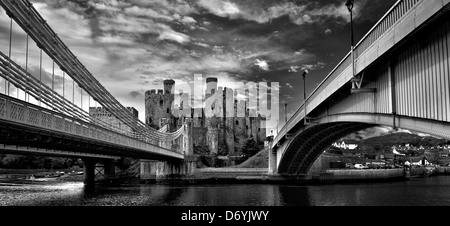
276, 113, 450, 176
277, 122, 374, 175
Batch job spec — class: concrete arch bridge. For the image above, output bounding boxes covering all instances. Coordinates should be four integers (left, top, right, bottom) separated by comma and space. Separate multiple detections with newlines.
270, 0, 450, 177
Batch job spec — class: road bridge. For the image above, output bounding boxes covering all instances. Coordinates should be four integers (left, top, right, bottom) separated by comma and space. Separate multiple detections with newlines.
270, 0, 450, 177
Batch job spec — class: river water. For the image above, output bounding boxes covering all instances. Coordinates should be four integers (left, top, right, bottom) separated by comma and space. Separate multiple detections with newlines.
1, 176, 450, 206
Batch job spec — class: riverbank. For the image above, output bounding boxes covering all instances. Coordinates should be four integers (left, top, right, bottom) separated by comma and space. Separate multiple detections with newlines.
139, 167, 403, 185
141, 166, 450, 185
5, 166, 450, 186
0, 169, 84, 184
432, 166, 450, 175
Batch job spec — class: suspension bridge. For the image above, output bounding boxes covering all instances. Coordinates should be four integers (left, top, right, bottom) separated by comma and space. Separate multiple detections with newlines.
0, 0, 190, 185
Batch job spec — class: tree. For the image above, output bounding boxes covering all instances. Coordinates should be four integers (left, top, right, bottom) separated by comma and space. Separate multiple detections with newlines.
49, 157, 67, 169
0, 154, 76, 169
242, 138, 262, 158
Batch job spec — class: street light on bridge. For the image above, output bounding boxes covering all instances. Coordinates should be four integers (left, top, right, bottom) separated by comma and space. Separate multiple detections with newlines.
301, 70, 308, 101
346, 0, 355, 51
346, 0, 376, 94
346, 0, 356, 86
301, 70, 310, 124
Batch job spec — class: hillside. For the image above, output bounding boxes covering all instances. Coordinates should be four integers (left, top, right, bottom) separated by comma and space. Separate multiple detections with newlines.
233, 149, 269, 168
358, 133, 449, 148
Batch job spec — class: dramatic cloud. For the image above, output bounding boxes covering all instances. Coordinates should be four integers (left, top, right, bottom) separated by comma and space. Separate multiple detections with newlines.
157, 24, 191, 43
0, 0, 397, 126
129, 91, 143, 98
198, 0, 240, 18
124, 6, 174, 21
197, 0, 361, 25
255, 59, 269, 71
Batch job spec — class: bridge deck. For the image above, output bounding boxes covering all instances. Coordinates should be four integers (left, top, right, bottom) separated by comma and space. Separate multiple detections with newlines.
0, 94, 184, 160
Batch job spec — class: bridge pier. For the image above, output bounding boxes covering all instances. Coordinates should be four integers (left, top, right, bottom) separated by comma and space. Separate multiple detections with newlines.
268, 150, 277, 175
83, 159, 97, 187
83, 159, 118, 187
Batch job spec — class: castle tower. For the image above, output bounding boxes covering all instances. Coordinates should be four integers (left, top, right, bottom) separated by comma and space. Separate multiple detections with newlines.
164, 79, 175, 95
206, 77, 218, 100
145, 80, 176, 131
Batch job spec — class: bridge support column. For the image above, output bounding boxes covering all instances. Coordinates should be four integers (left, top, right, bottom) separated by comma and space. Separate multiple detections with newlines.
268, 149, 277, 175
83, 159, 97, 187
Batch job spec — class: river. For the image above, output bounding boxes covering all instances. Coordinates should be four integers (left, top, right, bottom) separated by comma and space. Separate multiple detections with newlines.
1, 176, 450, 206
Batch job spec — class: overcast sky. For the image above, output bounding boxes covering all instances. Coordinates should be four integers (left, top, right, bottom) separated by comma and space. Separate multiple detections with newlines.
0, 0, 397, 132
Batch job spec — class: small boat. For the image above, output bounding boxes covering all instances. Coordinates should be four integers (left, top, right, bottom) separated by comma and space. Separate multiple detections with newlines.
68, 171, 83, 176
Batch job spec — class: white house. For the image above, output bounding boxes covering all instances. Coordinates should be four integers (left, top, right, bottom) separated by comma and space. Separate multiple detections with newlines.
333, 141, 358, 150
411, 157, 430, 166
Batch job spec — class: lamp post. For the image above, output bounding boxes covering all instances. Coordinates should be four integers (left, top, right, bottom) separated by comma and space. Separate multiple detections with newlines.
301, 70, 308, 101
301, 70, 309, 122
284, 103, 288, 124
346, 0, 376, 94
346, 0, 356, 88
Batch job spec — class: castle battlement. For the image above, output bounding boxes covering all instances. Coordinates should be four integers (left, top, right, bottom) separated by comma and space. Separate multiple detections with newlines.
145, 90, 156, 96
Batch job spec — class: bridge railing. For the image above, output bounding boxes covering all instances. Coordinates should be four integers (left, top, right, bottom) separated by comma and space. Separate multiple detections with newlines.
354, 0, 421, 60
0, 93, 182, 158
278, 0, 438, 143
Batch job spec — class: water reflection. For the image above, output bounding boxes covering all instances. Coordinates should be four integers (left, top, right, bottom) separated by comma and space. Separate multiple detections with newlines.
277, 186, 311, 206
2, 177, 450, 206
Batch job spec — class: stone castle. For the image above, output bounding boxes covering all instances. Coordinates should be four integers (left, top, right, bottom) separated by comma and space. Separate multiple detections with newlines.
145, 78, 266, 160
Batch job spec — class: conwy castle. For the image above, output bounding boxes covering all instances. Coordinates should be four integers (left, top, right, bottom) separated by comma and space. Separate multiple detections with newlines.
145, 78, 266, 165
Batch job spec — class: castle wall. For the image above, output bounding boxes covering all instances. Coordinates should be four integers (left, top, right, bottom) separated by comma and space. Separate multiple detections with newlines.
192, 108, 204, 127
224, 88, 235, 155
218, 127, 226, 155
145, 92, 165, 128
224, 117, 234, 155
252, 116, 259, 143
233, 100, 246, 154
193, 127, 207, 147
204, 86, 224, 153
207, 127, 219, 154
246, 116, 252, 139
258, 118, 267, 143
